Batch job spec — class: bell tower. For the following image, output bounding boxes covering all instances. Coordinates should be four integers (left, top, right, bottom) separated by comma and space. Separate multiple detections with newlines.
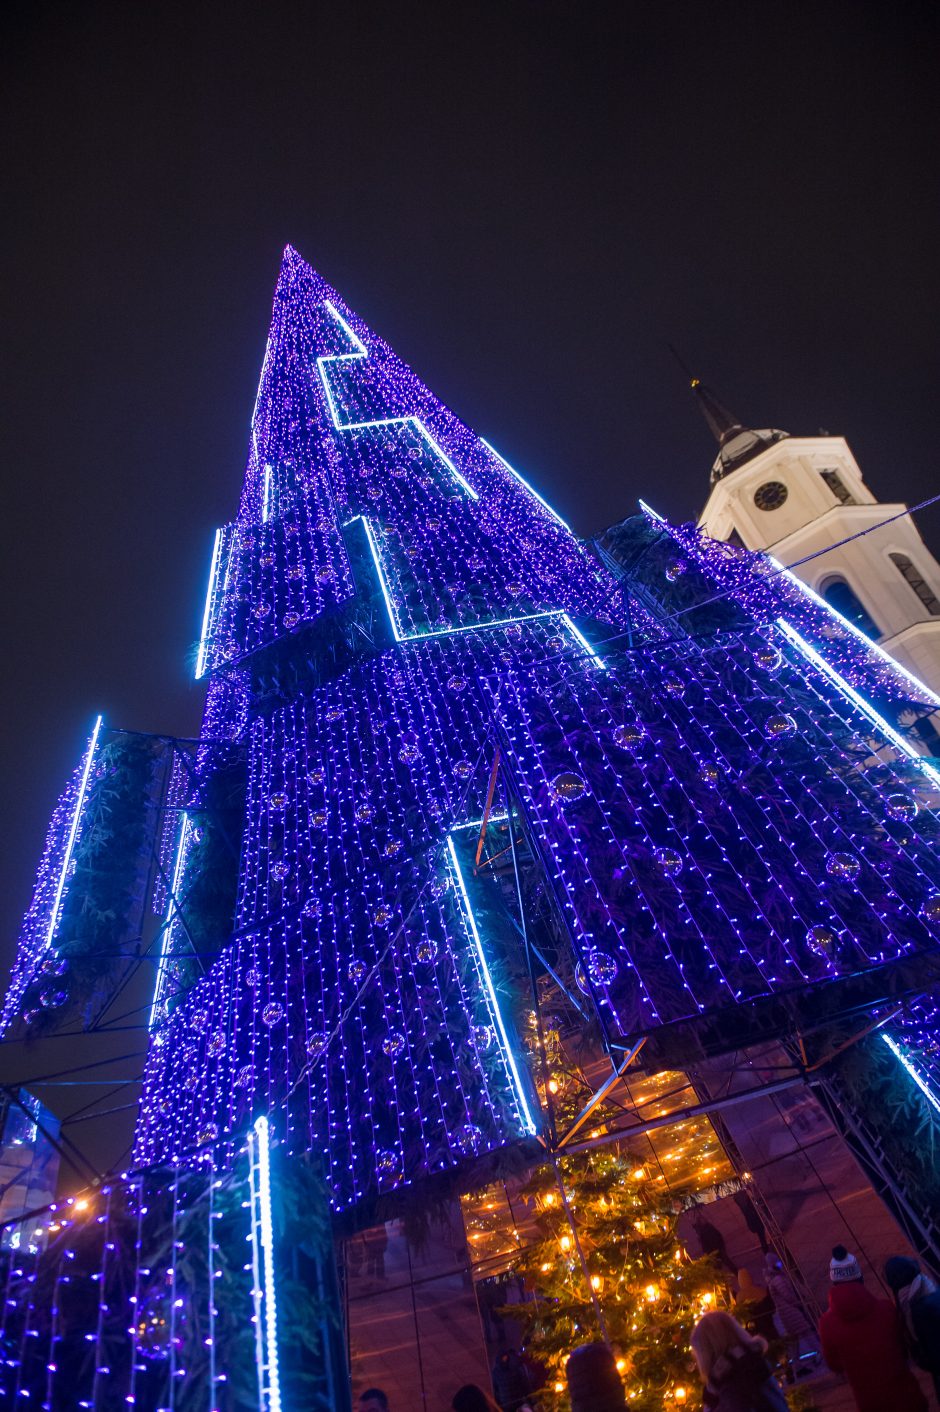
695, 378, 940, 697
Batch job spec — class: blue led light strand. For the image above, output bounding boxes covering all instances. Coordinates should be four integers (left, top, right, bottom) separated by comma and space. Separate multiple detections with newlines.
316, 301, 479, 500
446, 834, 538, 1136
480, 437, 571, 531
776, 619, 940, 789
149, 812, 192, 1031
46, 713, 103, 955
195, 530, 224, 680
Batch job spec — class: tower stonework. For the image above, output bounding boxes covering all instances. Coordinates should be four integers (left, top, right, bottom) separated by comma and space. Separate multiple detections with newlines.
696, 382, 940, 697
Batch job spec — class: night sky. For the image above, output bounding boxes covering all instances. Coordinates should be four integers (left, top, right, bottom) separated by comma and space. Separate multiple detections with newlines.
2, 0, 939, 1084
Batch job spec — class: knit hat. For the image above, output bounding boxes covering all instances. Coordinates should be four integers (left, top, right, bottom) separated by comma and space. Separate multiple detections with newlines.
566, 1343, 626, 1412
884, 1256, 919, 1292
830, 1245, 862, 1283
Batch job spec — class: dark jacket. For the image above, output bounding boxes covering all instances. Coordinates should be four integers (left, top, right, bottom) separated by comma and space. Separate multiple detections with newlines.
818, 1282, 927, 1412
702, 1345, 788, 1412
904, 1285, 940, 1374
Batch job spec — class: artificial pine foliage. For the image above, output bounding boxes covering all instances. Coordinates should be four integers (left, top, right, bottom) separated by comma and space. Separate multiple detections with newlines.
505, 1152, 717, 1410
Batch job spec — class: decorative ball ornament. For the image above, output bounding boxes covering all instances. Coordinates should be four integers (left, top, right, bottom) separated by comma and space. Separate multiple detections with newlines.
373, 905, 393, 927
283, 611, 300, 629
447, 675, 468, 693
653, 846, 684, 878
765, 713, 797, 740
806, 925, 838, 957
885, 793, 918, 823
550, 772, 589, 804
574, 964, 590, 996
454, 1123, 484, 1157
311, 810, 328, 829
754, 644, 783, 674
698, 761, 720, 787
664, 559, 687, 582
271, 861, 290, 880
920, 893, 940, 924
471, 1024, 494, 1051
269, 791, 289, 810
354, 804, 374, 823
663, 674, 684, 696
307, 766, 326, 786
41, 955, 69, 976
415, 938, 439, 964
196, 1123, 219, 1147
382, 1031, 405, 1058
384, 838, 403, 858
613, 723, 645, 749
261, 1002, 285, 1027
190, 1009, 208, 1031
207, 1032, 226, 1057
454, 760, 473, 779
347, 959, 367, 984
399, 740, 421, 765
826, 852, 861, 884
253, 602, 272, 619
39, 988, 67, 1009
234, 1065, 254, 1089
306, 1032, 329, 1058
245, 969, 261, 990
376, 1149, 401, 1184
586, 950, 618, 987
302, 895, 322, 918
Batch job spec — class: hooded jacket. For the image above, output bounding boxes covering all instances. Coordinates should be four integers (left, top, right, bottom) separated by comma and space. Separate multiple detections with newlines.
818, 1282, 928, 1412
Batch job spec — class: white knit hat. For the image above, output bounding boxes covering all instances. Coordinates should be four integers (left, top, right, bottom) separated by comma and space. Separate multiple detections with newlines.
830, 1245, 862, 1283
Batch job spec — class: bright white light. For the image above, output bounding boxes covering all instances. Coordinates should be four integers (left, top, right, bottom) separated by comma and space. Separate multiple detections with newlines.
316, 301, 479, 499
776, 619, 940, 789
45, 715, 103, 955
195, 529, 223, 679
254, 1116, 282, 1412
559, 613, 605, 669
262, 466, 272, 524
446, 835, 538, 1135
359, 515, 403, 641
638, 499, 666, 523
480, 438, 571, 531
881, 1034, 940, 1116
769, 556, 940, 711
149, 813, 191, 1031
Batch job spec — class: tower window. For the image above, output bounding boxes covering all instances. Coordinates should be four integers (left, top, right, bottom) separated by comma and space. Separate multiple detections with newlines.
753, 481, 788, 511
890, 553, 940, 616
820, 577, 880, 637
820, 469, 856, 505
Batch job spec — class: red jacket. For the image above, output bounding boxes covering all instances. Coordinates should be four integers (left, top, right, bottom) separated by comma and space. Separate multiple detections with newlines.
819, 1282, 927, 1412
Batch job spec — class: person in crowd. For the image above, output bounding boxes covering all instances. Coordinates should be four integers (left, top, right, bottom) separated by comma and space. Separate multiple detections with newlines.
690, 1310, 788, 1411
565, 1342, 626, 1412
452, 1386, 503, 1412
491, 1349, 534, 1411
763, 1250, 818, 1377
733, 1188, 770, 1255
358, 1390, 389, 1412
735, 1267, 777, 1342
692, 1210, 737, 1276
885, 1255, 940, 1403
818, 1245, 927, 1412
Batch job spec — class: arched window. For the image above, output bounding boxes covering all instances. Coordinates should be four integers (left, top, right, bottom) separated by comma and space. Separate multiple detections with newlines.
890, 553, 940, 616
820, 577, 880, 637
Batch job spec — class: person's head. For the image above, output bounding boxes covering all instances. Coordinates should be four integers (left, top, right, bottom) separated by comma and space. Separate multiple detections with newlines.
451, 1386, 500, 1412
737, 1268, 761, 1295
691, 1311, 766, 1383
763, 1251, 783, 1276
829, 1245, 863, 1284
358, 1391, 389, 1412
884, 1256, 919, 1293
566, 1342, 625, 1412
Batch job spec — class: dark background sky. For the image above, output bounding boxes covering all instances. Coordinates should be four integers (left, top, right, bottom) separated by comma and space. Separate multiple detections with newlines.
2, 0, 939, 1112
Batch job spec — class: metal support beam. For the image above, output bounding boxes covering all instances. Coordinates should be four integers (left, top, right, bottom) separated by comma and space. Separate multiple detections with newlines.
556, 1039, 647, 1148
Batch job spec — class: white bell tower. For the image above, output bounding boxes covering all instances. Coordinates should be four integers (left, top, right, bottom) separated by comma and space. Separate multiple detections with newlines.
694, 379, 940, 700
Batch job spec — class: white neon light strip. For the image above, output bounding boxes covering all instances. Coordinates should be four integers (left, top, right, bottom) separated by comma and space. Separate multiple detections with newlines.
45, 715, 103, 955
776, 619, 940, 789
195, 529, 223, 679
262, 465, 272, 524
881, 1035, 940, 1115
769, 556, 940, 710
316, 301, 479, 500
480, 438, 571, 531
149, 812, 191, 1031
638, 498, 666, 523
254, 1115, 282, 1412
354, 514, 603, 663
251, 335, 273, 430
446, 835, 538, 1135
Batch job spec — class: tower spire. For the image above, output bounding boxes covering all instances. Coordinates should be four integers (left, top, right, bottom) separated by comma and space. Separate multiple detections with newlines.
675, 360, 789, 484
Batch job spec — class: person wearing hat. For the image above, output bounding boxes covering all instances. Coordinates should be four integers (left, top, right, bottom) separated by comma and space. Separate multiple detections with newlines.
884, 1255, 940, 1403
818, 1245, 927, 1411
